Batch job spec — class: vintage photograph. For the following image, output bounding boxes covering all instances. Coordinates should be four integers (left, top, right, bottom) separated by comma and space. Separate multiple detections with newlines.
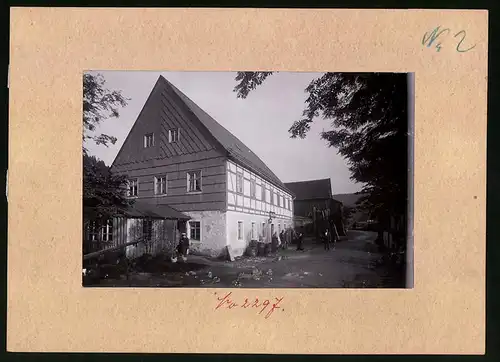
82, 71, 412, 288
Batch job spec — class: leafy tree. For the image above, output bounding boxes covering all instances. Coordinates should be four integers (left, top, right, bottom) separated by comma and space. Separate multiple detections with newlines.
234, 72, 409, 241
83, 154, 130, 221
82, 73, 131, 227
342, 205, 355, 226
83, 73, 129, 155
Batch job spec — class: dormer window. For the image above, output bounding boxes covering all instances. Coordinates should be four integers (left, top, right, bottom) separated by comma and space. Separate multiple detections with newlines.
168, 128, 180, 143
144, 133, 154, 148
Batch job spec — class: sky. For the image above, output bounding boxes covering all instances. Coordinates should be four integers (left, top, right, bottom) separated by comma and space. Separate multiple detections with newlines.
85, 71, 362, 195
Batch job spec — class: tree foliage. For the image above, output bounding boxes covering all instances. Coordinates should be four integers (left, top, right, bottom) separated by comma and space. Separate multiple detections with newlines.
83, 73, 129, 155
83, 154, 131, 221
82, 73, 131, 222
233, 72, 409, 227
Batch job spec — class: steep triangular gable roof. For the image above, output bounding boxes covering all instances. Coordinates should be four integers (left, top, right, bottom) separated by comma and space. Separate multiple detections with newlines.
284, 178, 333, 200
159, 76, 292, 194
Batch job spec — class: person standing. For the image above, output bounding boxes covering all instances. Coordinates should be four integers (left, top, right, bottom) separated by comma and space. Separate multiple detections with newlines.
296, 228, 305, 251
177, 232, 190, 262
324, 228, 331, 251
280, 229, 286, 249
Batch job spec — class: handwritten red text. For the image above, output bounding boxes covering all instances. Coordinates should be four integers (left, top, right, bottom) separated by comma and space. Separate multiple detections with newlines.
214, 292, 284, 319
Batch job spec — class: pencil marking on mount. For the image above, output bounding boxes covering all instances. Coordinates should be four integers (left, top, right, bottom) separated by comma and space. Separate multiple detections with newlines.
422, 26, 476, 53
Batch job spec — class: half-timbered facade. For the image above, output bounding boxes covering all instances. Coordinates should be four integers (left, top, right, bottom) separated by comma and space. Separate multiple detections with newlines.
111, 75, 293, 257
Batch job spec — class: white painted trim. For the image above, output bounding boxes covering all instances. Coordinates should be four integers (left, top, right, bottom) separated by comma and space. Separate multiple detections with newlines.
154, 174, 168, 196
237, 220, 244, 240
186, 169, 203, 193
188, 219, 202, 242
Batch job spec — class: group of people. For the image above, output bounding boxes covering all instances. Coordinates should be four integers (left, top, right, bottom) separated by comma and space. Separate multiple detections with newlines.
269, 227, 306, 251
175, 222, 338, 261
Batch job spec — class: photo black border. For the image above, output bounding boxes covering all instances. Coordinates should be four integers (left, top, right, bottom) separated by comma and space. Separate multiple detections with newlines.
2, 0, 498, 361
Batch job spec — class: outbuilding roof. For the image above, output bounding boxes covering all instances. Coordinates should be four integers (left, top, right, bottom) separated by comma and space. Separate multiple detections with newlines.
123, 201, 191, 220
284, 178, 333, 201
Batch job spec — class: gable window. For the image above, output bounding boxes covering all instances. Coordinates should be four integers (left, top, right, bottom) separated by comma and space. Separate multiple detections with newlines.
168, 128, 180, 143
187, 170, 202, 192
189, 221, 201, 241
144, 133, 154, 148
154, 175, 167, 195
251, 222, 256, 240
236, 172, 243, 194
128, 179, 138, 197
237, 221, 244, 240
250, 179, 256, 198
142, 219, 153, 241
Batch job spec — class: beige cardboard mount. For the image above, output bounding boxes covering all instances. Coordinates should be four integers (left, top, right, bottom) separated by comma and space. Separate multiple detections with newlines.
8, 8, 487, 354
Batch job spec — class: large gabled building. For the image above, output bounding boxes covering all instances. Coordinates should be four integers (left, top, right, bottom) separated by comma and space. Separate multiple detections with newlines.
111, 75, 294, 257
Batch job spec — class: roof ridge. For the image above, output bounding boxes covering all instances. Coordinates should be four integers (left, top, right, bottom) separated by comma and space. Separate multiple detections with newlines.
159, 75, 293, 194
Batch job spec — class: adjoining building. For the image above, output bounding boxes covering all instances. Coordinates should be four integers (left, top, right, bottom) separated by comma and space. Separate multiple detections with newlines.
284, 178, 346, 237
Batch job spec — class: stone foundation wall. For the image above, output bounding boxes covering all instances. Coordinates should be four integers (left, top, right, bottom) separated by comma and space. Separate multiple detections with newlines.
184, 210, 227, 257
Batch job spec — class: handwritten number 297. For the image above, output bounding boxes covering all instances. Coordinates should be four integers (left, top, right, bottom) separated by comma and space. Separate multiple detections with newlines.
422, 26, 476, 53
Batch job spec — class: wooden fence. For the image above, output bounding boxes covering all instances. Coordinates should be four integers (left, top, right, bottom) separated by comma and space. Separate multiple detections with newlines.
83, 217, 180, 260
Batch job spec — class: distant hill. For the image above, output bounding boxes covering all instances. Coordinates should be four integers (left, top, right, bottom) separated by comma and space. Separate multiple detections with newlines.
333, 193, 370, 223
333, 193, 366, 208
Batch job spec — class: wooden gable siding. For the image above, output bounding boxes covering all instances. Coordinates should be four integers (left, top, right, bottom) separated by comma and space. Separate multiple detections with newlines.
112, 79, 165, 166
114, 150, 227, 212
111, 77, 229, 212
112, 77, 223, 168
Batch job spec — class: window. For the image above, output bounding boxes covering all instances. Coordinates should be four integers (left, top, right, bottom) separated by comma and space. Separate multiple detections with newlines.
261, 185, 266, 202
187, 170, 202, 192
271, 191, 275, 205
128, 179, 138, 197
261, 222, 266, 236
168, 128, 180, 143
144, 133, 154, 148
236, 172, 243, 194
251, 222, 256, 239
189, 221, 201, 241
280, 195, 283, 207
250, 179, 256, 198
101, 219, 113, 242
88, 221, 99, 241
237, 221, 243, 240
154, 175, 167, 195
142, 219, 153, 241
